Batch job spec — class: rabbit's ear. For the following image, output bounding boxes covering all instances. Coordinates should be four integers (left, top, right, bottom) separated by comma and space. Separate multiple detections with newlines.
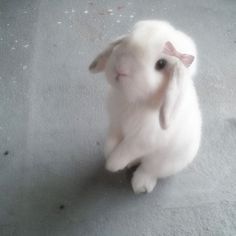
159, 62, 186, 129
89, 36, 126, 73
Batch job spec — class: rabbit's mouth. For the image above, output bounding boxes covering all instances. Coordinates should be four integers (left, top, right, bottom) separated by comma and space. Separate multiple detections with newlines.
115, 75, 122, 81
115, 73, 127, 81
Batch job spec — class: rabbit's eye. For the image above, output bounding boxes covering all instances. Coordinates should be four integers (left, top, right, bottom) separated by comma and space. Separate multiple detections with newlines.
155, 59, 167, 70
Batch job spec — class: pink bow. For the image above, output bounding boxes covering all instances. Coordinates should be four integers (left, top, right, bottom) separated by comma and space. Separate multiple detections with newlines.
163, 41, 194, 68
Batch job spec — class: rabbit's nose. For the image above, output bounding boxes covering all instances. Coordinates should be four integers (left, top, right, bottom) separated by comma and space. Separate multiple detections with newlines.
115, 66, 129, 77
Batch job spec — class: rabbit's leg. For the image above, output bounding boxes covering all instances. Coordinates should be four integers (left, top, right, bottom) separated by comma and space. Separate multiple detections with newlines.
106, 138, 153, 172
154, 154, 193, 178
131, 150, 196, 193
104, 126, 122, 159
153, 142, 199, 178
131, 161, 157, 194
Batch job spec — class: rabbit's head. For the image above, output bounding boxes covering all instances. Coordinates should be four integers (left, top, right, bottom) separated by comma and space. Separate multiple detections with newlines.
89, 20, 197, 128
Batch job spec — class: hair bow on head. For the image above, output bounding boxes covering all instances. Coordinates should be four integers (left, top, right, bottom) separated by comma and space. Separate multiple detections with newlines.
163, 41, 194, 68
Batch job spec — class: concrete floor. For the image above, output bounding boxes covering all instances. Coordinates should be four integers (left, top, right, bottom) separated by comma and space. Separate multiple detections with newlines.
0, 0, 236, 235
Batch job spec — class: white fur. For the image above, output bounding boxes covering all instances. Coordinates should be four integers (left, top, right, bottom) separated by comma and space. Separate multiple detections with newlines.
89, 20, 202, 194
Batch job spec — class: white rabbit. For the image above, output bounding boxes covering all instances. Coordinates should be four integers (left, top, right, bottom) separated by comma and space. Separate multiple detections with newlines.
89, 20, 202, 194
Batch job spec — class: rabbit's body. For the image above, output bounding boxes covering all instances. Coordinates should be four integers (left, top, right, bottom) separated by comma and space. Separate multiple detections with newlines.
106, 79, 201, 193
89, 20, 202, 193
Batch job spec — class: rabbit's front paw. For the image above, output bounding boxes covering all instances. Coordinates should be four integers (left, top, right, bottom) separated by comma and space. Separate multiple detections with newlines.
131, 169, 157, 194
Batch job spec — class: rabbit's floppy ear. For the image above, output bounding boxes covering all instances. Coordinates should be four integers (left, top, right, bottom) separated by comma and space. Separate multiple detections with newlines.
159, 62, 185, 129
89, 35, 126, 73
159, 41, 195, 129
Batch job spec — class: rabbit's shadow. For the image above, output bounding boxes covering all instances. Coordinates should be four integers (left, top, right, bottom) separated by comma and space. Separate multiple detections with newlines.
23, 154, 140, 234
23, 150, 172, 235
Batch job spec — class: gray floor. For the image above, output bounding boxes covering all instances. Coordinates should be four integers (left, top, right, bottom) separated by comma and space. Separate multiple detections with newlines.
0, 0, 236, 235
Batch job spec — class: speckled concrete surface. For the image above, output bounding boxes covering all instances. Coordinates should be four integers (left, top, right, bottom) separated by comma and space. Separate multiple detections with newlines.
0, 0, 236, 235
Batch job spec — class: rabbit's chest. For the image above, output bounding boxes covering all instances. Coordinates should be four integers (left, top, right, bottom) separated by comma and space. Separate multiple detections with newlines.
107, 93, 159, 137
120, 106, 158, 137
